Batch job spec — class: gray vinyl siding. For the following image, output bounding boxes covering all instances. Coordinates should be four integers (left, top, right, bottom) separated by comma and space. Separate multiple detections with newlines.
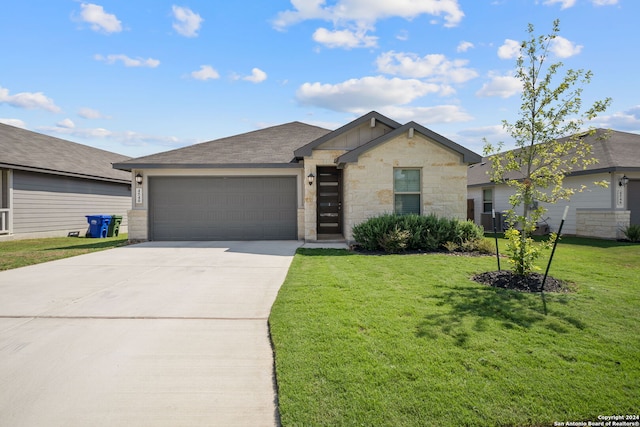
12, 170, 130, 234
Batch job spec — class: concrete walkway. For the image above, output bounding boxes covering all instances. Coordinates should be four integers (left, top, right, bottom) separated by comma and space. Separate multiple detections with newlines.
0, 241, 302, 427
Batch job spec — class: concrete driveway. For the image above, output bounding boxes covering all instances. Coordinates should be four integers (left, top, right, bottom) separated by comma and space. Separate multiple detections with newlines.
0, 240, 302, 427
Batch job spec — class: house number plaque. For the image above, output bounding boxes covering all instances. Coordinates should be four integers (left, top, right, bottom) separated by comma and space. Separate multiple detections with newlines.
136, 187, 143, 204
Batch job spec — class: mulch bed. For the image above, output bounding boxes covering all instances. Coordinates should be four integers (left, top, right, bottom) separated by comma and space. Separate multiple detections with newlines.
472, 271, 573, 293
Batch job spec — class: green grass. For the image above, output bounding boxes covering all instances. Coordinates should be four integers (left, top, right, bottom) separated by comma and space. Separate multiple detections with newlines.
270, 238, 640, 426
0, 234, 129, 270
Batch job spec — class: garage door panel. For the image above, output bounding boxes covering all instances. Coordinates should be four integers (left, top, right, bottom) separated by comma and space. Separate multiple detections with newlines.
149, 176, 297, 241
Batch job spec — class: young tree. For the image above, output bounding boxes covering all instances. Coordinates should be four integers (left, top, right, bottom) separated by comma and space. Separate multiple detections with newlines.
484, 19, 611, 275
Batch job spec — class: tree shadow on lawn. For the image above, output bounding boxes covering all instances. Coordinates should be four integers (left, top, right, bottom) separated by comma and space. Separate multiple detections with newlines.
416, 285, 586, 346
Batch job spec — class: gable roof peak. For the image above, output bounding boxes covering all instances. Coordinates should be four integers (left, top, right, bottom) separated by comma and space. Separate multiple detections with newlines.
294, 111, 402, 158
336, 121, 481, 165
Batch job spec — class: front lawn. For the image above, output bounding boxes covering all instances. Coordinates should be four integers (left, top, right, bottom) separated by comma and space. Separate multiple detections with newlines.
269, 238, 640, 426
0, 235, 128, 271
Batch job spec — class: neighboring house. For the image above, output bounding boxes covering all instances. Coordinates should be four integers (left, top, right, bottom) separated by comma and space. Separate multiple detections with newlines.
0, 123, 131, 241
467, 129, 640, 240
113, 111, 482, 242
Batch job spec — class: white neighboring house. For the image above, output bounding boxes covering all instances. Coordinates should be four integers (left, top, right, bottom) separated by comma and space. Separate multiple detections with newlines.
0, 123, 131, 241
467, 129, 640, 240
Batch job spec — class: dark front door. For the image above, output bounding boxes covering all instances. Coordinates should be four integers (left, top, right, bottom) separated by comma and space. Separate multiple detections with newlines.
629, 180, 640, 225
316, 166, 343, 235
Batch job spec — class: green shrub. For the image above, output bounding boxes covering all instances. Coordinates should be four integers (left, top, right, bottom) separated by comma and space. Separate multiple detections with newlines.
623, 224, 640, 242
351, 213, 398, 251
473, 238, 498, 254
443, 241, 459, 252
378, 226, 411, 254
457, 220, 485, 243
352, 214, 486, 253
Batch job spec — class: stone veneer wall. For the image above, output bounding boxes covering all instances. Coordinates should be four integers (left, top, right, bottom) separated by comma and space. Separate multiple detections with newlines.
575, 209, 630, 240
127, 209, 148, 241
342, 133, 468, 242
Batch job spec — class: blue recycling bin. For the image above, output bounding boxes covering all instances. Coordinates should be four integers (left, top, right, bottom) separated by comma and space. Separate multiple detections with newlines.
86, 215, 112, 238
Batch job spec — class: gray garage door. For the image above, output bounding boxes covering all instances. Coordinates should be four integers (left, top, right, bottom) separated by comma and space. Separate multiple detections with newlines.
149, 176, 297, 240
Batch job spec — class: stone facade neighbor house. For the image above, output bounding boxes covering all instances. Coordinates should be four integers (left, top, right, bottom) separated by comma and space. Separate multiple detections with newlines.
467, 129, 640, 240
113, 111, 482, 243
0, 123, 131, 241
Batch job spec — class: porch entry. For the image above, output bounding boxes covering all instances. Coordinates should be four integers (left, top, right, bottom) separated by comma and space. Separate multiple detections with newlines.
629, 180, 640, 225
316, 166, 343, 237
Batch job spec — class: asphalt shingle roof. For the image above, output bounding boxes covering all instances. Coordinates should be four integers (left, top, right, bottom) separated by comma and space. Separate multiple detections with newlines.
114, 122, 332, 170
468, 129, 640, 186
0, 123, 131, 183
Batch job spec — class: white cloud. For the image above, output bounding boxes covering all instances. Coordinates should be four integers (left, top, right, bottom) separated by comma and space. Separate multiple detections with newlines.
543, 0, 577, 9
376, 51, 478, 84
243, 68, 268, 83
457, 41, 474, 52
312, 27, 377, 49
0, 85, 61, 113
172, 5, 203, 37
296, 76, 442, 112
396, 30, 409, 41
378, 105, 473, 124
191, 65, 220, 81
497, 39, 520, 59
476, 73, 522, 98
78, 107, 107, 119
498, 36, 580, 60
455, 124, 513, 152
550, 36, 583, 58
57, 118, 75, 128
543, 0, 618, 8
590, 105, 640, 132
273, 0, 465, 30
94, 54, 160, 68
40, 125, 190, 149
0, 118, 27, 128
78, 3, 122, 33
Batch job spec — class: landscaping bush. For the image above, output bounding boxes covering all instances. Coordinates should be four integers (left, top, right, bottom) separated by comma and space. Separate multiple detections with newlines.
623, 224, 640, 243
352, 213, 485, 253
378, 225, 411, 254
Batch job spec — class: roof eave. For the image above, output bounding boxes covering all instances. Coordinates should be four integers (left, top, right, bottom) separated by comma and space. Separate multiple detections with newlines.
336, 122, 482, 164
113, 162, 304, 171
1, 162, 131, 184
468, 166, 640, 187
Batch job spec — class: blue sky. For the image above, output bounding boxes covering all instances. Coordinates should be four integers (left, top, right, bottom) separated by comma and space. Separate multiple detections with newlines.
1, 0, 637, 158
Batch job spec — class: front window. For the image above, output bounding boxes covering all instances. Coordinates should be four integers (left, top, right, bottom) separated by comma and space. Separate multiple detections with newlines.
483, 188, 493, 213
394, 168, 421, 215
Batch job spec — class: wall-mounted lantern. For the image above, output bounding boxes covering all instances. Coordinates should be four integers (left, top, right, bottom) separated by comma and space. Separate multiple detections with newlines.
307, 173, 315, 186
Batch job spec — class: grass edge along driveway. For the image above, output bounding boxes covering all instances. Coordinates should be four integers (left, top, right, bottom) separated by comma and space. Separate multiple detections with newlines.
0, 235, 129, 271
270, 238, 640, 427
